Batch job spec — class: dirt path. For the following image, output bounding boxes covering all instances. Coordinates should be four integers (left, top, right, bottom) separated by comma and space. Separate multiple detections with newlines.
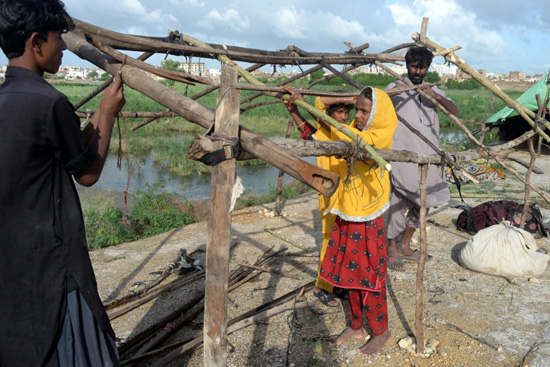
90, 151, 550, 366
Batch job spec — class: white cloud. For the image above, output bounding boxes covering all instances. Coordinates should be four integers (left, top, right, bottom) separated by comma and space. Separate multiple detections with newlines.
197, 9, 250, 32
3, 0, 546, 76
121, 0, 147, 16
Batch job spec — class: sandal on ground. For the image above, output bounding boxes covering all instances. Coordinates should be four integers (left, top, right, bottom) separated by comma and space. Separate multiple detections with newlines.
313, 289, 339, 307
401, 249, 433, 262
388, 255, 406, 272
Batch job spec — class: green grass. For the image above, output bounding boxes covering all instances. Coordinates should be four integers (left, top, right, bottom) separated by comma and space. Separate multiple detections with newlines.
439, 88, 522, 127
82, 179, 312, 250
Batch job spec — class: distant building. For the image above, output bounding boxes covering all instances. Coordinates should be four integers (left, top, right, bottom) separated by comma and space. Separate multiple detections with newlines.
508, 71, 526, 82
486, 72, 506, 80
431, 63, 458, 77
250, 69, 271, 79
348, 64, 406, 76
58, 66, 90, 80
206, 68, 221, 81
178, 62, 206, 76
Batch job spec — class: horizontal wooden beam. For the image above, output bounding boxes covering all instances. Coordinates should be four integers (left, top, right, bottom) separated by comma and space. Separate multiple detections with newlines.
64, 31, 340, 197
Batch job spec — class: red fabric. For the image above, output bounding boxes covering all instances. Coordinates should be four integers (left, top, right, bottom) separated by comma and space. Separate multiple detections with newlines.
299, 121, 316, 140
348, 288, 388, 336
320, 216, 387, 293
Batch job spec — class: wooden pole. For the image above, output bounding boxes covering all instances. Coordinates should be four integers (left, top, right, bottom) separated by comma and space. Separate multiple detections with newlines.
521, 94, 549, 228
177, 33, 391, 173
73, 51, 154, 110
520, 137, 536, 230
415, 164, 429, 354
63, 32, 340, 197
275, 120, 294, 216
71, 18, 402, 65
191, 63, 264, 101
203, 63, 240, 367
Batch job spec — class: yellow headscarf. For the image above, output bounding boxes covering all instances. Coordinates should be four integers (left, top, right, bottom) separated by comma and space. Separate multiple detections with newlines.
324, 87, 397, 222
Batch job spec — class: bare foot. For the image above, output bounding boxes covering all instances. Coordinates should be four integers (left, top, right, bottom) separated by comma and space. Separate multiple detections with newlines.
397, 248, 417, 257
328, 327, 365, 346
357, 329, 391, 355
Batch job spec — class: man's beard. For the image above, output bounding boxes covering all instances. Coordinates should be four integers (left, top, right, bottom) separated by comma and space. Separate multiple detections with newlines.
409, 74, 424, 85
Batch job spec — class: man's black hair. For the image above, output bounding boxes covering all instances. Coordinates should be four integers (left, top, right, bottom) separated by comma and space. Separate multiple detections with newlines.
405, 46, 434, 67
0, 0, 74, 59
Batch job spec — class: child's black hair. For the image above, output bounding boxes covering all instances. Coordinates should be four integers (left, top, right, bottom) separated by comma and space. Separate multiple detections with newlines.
0, 0, 74, 59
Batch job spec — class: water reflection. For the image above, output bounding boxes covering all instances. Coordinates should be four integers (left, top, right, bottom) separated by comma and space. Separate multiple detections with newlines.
88, 154, 315, 200
82, 128, 473, 200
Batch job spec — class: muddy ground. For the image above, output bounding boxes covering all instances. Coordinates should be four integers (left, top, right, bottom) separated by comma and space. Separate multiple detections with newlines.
89, 150, 550, 367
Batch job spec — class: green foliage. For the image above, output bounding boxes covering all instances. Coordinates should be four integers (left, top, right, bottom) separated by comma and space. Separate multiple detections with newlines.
424, 71, 441, 83
130, 182, 195, 237
85, 207, 136, 249
161, 59, 182, 71
84, 182, 196, 249
446, 78, 482, 90
87, 70, 98, 79
160, 78, 175, 87
326, 75, 346, 86
351, 72, 397, 88
309, 69, 325, 83
439, 88, 522, 128
99, 72, 109, 81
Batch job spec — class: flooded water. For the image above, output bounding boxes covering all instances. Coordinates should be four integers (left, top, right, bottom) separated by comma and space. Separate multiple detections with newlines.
85, 127, 470, 201
90, 154, 315, 200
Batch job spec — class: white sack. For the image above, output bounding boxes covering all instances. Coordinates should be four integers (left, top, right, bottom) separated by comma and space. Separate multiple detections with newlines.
459, 221, 550, 278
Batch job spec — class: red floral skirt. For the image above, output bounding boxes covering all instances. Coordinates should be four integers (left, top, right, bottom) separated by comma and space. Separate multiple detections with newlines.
320, 215, 387, 293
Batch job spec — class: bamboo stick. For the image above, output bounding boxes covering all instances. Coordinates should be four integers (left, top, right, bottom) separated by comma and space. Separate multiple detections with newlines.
240, 64, 324, 105
177, 32, 391, 173
520, 138, 536, 230
75, 110, 178, 119
121, 249, 281, 361
104, 249, 185, 310
291, 46, 364, 90
264, 227, 312, 252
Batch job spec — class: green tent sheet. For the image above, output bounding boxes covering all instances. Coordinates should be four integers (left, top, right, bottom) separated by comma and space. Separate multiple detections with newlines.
486, 74, 550, 125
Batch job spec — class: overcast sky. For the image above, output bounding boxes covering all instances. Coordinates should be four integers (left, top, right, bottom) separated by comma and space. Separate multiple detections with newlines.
2, 0, 549, 76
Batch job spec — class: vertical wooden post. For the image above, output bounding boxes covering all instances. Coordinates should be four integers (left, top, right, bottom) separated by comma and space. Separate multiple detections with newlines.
415, 164, 429, 354
203, 63, 240, 367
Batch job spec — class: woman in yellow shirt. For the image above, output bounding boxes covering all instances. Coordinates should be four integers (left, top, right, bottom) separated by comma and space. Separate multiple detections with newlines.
286, 86, 397, 355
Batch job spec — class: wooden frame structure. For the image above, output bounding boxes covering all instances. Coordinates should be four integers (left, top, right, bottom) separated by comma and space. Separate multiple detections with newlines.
64, 16, 549, 366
